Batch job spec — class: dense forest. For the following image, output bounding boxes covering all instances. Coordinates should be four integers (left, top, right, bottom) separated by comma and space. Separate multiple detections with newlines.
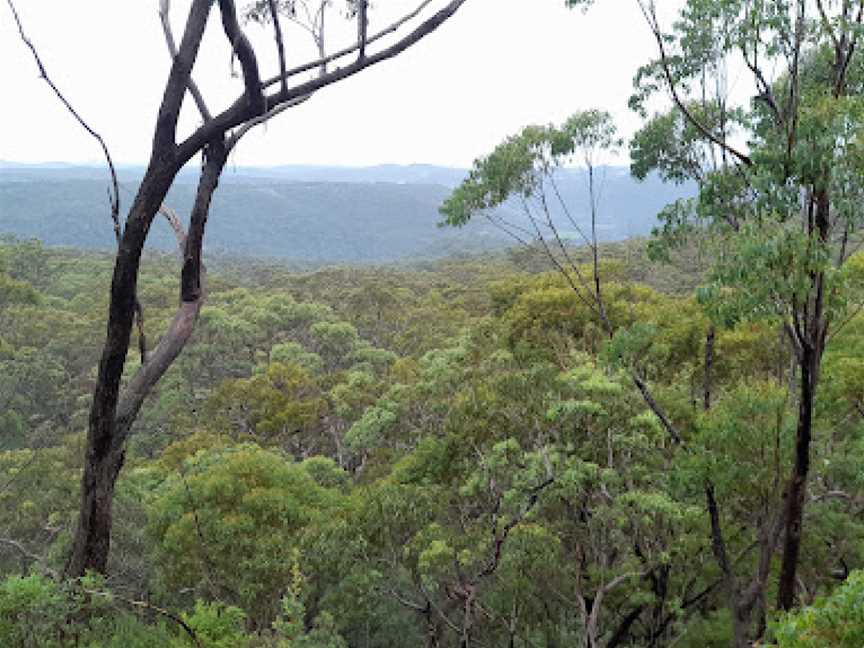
1, 232, 862, 646
6, 0, 864, 646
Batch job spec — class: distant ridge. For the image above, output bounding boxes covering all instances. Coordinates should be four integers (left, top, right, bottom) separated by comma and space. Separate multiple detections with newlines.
0, 163, 693, 264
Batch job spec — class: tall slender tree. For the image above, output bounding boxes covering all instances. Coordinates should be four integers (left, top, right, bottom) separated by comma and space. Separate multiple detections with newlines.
572, 0, 864, 620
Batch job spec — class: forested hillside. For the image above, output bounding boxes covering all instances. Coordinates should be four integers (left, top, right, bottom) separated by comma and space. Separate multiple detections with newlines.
0, 165, 691, 263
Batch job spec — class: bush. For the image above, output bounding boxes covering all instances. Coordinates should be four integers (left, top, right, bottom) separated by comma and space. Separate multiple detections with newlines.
771, 571, 864, 647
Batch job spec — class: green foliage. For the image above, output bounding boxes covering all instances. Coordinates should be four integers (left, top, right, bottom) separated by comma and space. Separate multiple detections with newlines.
0, 574, 68, 648
3, 151, 864, 645
770, 571, 864, 647
179, 601, 248, 648
148, 443, 342, 628
440, 110, 620, 226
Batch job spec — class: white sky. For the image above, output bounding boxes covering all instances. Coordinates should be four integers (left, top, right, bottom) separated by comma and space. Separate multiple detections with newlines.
0, 0, 681, 168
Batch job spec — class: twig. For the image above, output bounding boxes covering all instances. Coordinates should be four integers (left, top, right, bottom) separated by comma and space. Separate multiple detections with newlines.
260, 0, 433, 90
83, 588, 202, 647
5, 0, 120, 238
267, 0, 289, 95
159, 0, 212, 122
0, 536, 43, 563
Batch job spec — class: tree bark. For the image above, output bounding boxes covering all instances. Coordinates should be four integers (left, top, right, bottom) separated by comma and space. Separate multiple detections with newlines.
777, 188, 829, 610
704, 325, 715, 411
66, 140, 228, 577
65, 165, 178, 577
776, 340, 818, 609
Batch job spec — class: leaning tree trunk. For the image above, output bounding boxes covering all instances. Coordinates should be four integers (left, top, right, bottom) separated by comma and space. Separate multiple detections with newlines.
65, 165, 177, 576
66, 139, 228, 577
61, 0, 468, 578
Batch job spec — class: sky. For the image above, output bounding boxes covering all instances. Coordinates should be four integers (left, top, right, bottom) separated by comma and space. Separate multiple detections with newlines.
0, 0, 680, 169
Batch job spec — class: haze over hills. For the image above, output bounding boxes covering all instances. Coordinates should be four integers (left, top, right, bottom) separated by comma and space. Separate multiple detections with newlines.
0, 163, 693, 263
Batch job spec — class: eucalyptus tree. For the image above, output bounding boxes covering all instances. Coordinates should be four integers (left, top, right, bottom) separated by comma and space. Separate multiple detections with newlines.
570, 0, 864, 623
7, 0, 468, 577
441, 110, 682, 444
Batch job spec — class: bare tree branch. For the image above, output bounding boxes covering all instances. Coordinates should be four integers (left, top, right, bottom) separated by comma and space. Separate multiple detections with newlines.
113, 140, 228, 448
155, 0, 214, 149
219, 0, 266, 114
4, 0, 120, 241
83, 588, 203, 647
159, 0, 213, 122
4, 0, 158, 364
178, 0, 467, 164
259, 0, 433, 91
159, 204, 188, 250
357, 0, 368, 59
267, 0, 289, 95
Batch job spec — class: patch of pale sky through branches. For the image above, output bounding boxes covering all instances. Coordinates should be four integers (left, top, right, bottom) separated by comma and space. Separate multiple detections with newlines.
0, 0, 696, 170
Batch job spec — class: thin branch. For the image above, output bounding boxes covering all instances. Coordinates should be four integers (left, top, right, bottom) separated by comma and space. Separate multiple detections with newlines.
816, 0, 841, 52
159, 0, 212, 122
637, 0, 752, 167
227, 0, 336, 149
83, 588, 202, 647
827, 300, 864, 341
484, 208, 538, 243
742, 44, 783, 126
632, 371, 682, 444
549, 174, 593, 249
0, 536, 43, 563
284, 11, 318, 39
267, 0, 289, 95
228, 90, 310, 146
0, 448, 40, 495
535, 187, 590, 289
178, 0, 467, 165
259, 0, 433, 91
357, 0, 369, 59
475, 477, 555, 580
227, 46, 325, 148
784, 321, 804, 364
520, 196, 600, 315
386, 587, 429, 613
5, 0, 120, 241
4, 0, 158, 363
159, 204, 187, 250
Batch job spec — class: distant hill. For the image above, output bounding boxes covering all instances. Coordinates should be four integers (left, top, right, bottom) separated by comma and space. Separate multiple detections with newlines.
0, 163, 693, 263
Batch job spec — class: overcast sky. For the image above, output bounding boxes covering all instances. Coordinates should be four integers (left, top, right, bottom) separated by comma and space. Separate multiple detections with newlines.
0, 0, 680, 169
